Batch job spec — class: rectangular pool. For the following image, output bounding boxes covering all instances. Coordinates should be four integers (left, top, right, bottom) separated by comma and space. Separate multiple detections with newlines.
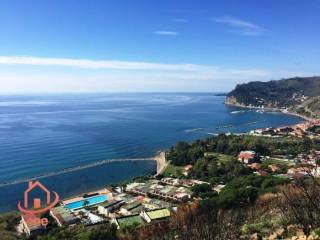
65, 195, 108, 210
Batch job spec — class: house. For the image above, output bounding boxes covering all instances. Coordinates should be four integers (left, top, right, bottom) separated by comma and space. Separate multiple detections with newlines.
21, 214, 46, 236
277, 127, 294, 135
311, 167, 320, 177
50, 206, 78, 227
248, 163, 261, 170
161, 178, 180, 186
97, 200, 124, 216
140, 208, 171, 223
287, 167, 310, 177
79, 210, 104, 226
268, 164, 280, 173
119, 201, 142, 216
213, 184, 226, 193
256, 170, 268, 176
183, 165, 193, 176
238, 151, 256, 164
309, 151, 320, 165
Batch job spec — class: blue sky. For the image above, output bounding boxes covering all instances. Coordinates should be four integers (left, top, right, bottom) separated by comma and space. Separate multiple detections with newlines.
0, 0, 319, 92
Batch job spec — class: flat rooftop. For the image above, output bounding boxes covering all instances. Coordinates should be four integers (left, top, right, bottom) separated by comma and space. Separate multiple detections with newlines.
116, 215, 144, 229
146, 208, 171, 220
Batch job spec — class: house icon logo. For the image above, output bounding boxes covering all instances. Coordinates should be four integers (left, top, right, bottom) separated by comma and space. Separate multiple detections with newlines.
17, 180, 60, 215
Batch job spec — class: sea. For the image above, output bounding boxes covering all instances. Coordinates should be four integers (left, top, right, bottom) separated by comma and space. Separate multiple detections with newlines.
0, 93, 303, 212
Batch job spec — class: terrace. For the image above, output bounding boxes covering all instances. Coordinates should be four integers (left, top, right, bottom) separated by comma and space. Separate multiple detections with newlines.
119, 201, 142, 216
114, 214, 144, 229
126, 180, 192, 202
141, 208, 171, 223
50, 206, 78, 227
20, 214, 46, 236
97, 200, 124, 216
78, 210, 104, 226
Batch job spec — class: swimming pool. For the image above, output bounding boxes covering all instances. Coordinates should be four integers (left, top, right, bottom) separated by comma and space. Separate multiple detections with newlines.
65, 195, 108, 210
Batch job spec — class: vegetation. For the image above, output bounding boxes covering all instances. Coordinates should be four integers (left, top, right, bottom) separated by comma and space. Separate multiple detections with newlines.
308, 125, 320, 134
191, 157, 250, 184
3, 133, 320, 239
226, 76, 320, 118
0, 212, 20, 240
166, 134, 320, 167
276, 177, 320, 235
214, 175, 289, 208
162, 164, 184, 178
120, 175, 320, 239
37, 224, 118, 240
191, 183, 213, 198
121, 203, 247, 240
260, 158, 290, 174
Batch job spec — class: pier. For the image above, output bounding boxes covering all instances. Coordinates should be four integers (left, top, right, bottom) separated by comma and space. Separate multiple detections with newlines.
0, 157, 156, 187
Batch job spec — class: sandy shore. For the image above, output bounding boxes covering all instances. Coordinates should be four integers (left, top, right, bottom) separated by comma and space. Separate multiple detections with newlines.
154, 151, 168, 175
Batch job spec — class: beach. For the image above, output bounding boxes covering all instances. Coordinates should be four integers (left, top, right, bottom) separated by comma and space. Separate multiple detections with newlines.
154, 151, 168, 175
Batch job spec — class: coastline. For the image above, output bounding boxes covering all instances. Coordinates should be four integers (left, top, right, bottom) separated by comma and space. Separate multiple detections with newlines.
224, 101, 315, 122
58, 151, 167, 205
52, 151, 167, 208
0, 100, 307, 214
154, 151, 168, 175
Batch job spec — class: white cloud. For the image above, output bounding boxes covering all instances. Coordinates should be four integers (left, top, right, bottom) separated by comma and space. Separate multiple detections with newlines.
0, 55, 274, 92
0, 67, 316, 93
214, 16, 266, 36
0, 55, 205, 71
152, 31, 179, 36
0, 55, 268, 77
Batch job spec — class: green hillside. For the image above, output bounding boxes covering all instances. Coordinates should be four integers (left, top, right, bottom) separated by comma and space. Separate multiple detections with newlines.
226, 77, 320, 119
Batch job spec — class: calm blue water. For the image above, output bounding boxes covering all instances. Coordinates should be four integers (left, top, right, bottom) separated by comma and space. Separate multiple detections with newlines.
66, 195, 108, 210
0, 93, 302, 212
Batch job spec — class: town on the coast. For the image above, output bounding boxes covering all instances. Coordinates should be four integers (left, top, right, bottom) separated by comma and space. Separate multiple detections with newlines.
16, 118, 320, 239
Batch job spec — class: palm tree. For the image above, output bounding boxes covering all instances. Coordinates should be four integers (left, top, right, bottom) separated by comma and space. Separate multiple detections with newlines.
83, 199, 90, 208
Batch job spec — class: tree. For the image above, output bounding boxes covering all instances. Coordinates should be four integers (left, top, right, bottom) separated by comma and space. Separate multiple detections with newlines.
191, 183, 211, 197
83, 200, 90, 208
276, 177, 320, 235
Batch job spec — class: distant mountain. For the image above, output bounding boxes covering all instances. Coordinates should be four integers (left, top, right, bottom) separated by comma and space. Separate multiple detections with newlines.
214, 93, 228, 96
225, 76, 320, 119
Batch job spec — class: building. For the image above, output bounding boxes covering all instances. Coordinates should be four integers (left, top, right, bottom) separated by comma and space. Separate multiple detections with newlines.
160, 178, 209, 188
79, 210, 104, 226
97, 200, 124, 216
140, 208, 171, 223
183, 165, 193, 176
287, 167, 310, 177
213, 184, 226, 193
21, 214, 46, 236
309, 150, 320, 165
256, 170, 268, 176
248, 163, 261, 170
276, 127, 294, 135
119, 201, 142, 216
113, 214, 144, 229
126, 180, 192, 202
268, 164, 280, 173
50, 206, 78, 227
238, 151, 256, 164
